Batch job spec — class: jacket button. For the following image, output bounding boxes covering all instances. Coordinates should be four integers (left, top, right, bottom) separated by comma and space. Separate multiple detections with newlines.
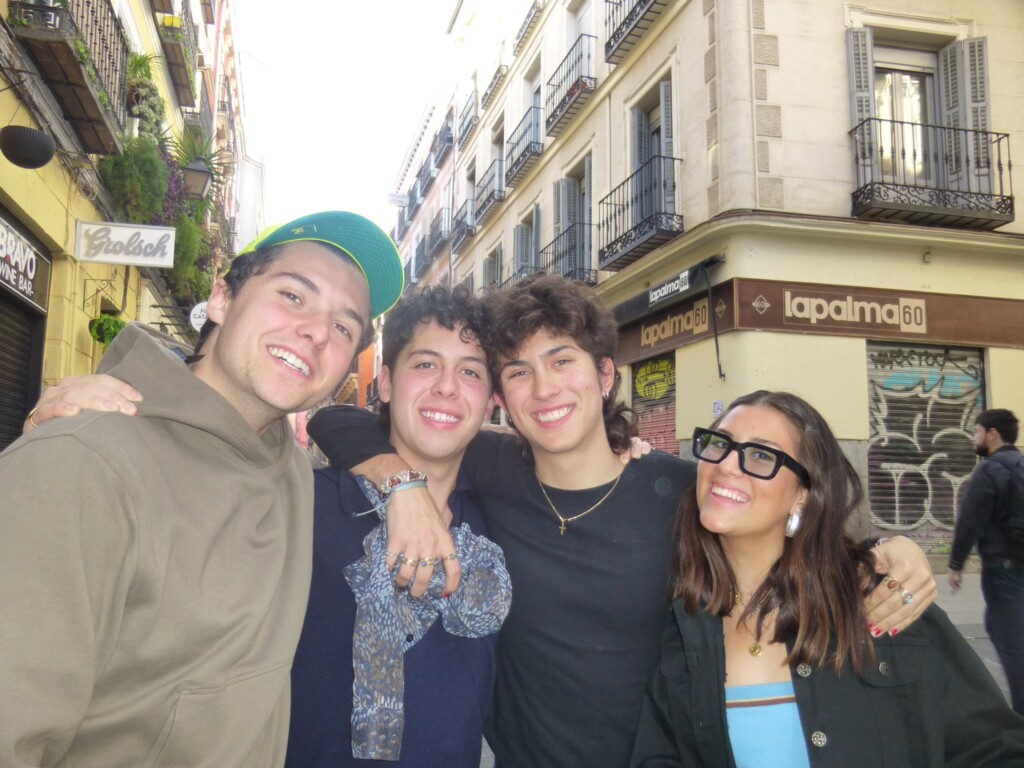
796, 663, 812, 677
811, 731, 827, 748
879, 661, 891, 676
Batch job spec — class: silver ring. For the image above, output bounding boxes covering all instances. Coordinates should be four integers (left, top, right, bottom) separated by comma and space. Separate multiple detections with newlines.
899, 588, 913, 606
446, 552, 459, 561
385, 550, 398, 559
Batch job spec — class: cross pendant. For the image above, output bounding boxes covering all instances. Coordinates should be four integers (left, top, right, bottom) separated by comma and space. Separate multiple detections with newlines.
559, 520, 566, 535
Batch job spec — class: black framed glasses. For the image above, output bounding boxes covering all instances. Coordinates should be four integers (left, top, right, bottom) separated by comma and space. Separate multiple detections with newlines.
692, 427, 810, 485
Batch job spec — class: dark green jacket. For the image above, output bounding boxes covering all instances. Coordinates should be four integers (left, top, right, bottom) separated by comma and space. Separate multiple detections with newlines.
630, 601, 1024, 767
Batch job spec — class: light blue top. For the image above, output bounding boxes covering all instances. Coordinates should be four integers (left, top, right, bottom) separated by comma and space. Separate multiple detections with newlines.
725, 681, 810, 768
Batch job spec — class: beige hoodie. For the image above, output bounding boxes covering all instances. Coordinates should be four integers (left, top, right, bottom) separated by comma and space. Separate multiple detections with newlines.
0, 326, 313, 767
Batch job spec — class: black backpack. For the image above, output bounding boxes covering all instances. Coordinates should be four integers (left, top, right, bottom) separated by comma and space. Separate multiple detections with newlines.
989, 450, 1024, 563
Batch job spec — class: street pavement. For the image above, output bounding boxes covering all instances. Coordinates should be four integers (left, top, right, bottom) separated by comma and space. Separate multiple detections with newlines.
477, 571, 1007, 768
934, 570, 1010, 701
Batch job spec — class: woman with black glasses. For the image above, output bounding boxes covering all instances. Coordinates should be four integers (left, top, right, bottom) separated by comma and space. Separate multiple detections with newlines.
630, 390, 1024, 767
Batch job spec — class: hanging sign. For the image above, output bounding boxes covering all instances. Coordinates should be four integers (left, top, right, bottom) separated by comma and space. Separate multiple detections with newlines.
75, 221, 175, 268
0, 211, 51, 312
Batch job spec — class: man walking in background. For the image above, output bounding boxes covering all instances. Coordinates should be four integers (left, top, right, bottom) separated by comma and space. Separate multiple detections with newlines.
950, 408, 1024, 713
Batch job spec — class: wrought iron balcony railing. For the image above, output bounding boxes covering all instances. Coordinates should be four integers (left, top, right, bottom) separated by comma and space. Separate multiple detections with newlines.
605, 0, 670, 65
156, 0, 198, 108
481, 63, 509, 110
475, 158, 506, 226
452, 199, 477, 254
598, 155, 684, 270
541, 223, 597, 285
433, 119, 454, 166
546, 34, 597, 137
458, 91, 479, 151
428, 208, 452, 256
849, 117, 1014, 230
418, 156, 438, 194
506, 106, 543, 187
513, 1, 544, 57
184, 84, 214, 138
500, 265, 540, 289
414, 239, 430, 278
8, 0, 129, 154
394, 206, 410, 242
407, 179, 423, 217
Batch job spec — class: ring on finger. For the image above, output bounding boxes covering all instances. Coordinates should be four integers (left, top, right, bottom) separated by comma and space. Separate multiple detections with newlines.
446, 552, 459, 561
385, 550, 398, 559
885, 576, 900, 591
899, 587, 914, 605
420, 556, 437, 567
403, 557, 419, 568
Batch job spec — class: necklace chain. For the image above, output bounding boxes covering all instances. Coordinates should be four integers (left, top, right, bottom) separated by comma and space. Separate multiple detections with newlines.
536, 469, 624, 535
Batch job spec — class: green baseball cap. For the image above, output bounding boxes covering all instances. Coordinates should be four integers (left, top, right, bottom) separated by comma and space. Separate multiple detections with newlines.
238, 211, 404, 319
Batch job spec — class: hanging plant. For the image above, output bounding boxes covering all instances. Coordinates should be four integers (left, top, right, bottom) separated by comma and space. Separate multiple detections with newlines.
97, 136, 169, 223
89, 314, 128, 347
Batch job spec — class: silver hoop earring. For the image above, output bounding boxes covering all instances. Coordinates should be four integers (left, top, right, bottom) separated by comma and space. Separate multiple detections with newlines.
785, 508, 802, 538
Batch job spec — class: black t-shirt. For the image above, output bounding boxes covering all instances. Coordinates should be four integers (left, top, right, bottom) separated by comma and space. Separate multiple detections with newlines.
308, 408, 696, 767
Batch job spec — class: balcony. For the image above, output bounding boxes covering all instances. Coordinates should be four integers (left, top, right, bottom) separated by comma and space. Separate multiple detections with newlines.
428, 208, 452, 256
501, 265, 540, 289
541, 223, 597, 285
407, 179, 423, 218
452, 199, 477, 254
199, 0, 214, 24
184, 84, 214, 138
475, 159, 506, 226
404, 259, 416, 287
481, 63, 509, 110
598, 155, 684, 270
8, 0, 129, 155
458, 91, 479, 151
506, 106, 543, 187
418, 156, 438, 195
156, 0, 198, 108
150, 0, 173, 11
394, 207, 410, 242
605, 0, 670, 65
459, 272, 475, 293
433, 119, 454, 166
414, 239, 430, 278
513, 0, 544, 57
850, 118, 1014, 230
546, 35, 597, 138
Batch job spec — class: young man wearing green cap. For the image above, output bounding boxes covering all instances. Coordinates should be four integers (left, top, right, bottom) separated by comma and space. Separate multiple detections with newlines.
0, 212, 404, 767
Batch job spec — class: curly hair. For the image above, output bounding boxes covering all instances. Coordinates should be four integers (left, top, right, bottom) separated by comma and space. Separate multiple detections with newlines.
377, 284, 488, 431
483, 273, 637, 457
673, 390, 876, 674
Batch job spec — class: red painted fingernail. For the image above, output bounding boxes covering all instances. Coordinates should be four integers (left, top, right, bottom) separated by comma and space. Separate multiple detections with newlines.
867, 623, 875, 631
889, 628, 899, 637
872, 628, 883, 637
443, 593, 451, 599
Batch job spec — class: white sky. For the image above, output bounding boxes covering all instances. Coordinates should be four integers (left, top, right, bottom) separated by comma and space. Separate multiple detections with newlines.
232, 2, 457, 232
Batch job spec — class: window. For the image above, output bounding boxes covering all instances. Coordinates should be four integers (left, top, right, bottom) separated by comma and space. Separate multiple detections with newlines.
513, 203, 542, 277
848, 29, 991, 191
551, 154, 593, 274
630, 78, 676, 220
483, 243, 504, 291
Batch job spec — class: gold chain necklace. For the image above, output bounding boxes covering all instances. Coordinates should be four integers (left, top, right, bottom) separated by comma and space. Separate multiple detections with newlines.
536, 469, 624, 535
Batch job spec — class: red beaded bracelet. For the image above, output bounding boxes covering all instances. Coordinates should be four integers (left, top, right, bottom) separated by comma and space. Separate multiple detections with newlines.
379, 469, 428, 496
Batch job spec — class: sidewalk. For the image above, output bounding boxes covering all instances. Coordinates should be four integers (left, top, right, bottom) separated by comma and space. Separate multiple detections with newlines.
934, 570, 1010, 701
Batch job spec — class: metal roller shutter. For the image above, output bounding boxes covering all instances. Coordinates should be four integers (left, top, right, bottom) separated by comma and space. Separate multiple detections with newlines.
865, 341, 985, 550
632, 353, 679, 456
0, 295, 36, 450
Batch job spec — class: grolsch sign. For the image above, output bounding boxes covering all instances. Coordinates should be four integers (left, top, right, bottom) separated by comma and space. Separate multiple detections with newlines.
75, 221, 176, 268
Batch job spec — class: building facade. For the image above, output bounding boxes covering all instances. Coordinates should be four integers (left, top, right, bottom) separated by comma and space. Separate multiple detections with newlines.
0, 0, 255, 450
388, 0, 1023, 550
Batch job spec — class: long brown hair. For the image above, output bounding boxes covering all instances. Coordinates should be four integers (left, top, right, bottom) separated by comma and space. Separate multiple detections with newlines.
673, 390, 875, 673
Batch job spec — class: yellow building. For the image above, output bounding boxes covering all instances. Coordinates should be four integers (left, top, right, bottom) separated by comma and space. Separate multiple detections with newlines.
0, 0, 250, 450
390, 0, 1024, 550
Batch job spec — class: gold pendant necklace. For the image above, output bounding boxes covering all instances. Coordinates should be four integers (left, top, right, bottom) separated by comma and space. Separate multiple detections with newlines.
536, 469, 624, 535
748, 642, 763, 657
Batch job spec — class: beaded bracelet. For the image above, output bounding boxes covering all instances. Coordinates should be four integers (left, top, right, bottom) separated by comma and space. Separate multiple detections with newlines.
387, 479, 428, 496
379, 469, 428, 496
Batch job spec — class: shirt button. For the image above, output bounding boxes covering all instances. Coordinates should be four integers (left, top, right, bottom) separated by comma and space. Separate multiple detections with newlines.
878, 661, 891, 676
405, 634, 414, 643
811, 731, 827, 748
796, 663, 812, 677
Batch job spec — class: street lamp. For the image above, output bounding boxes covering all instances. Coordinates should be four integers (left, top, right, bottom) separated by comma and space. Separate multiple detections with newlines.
181, 159, 214, 199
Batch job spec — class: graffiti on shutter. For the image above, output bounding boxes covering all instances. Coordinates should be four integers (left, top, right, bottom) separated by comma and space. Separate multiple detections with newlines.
866, 341, 984, 550
632, 354, 678, 456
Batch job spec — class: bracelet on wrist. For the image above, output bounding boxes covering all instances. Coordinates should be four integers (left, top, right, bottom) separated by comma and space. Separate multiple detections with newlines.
387, 479, 427, 495
379, 469, 428, 496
